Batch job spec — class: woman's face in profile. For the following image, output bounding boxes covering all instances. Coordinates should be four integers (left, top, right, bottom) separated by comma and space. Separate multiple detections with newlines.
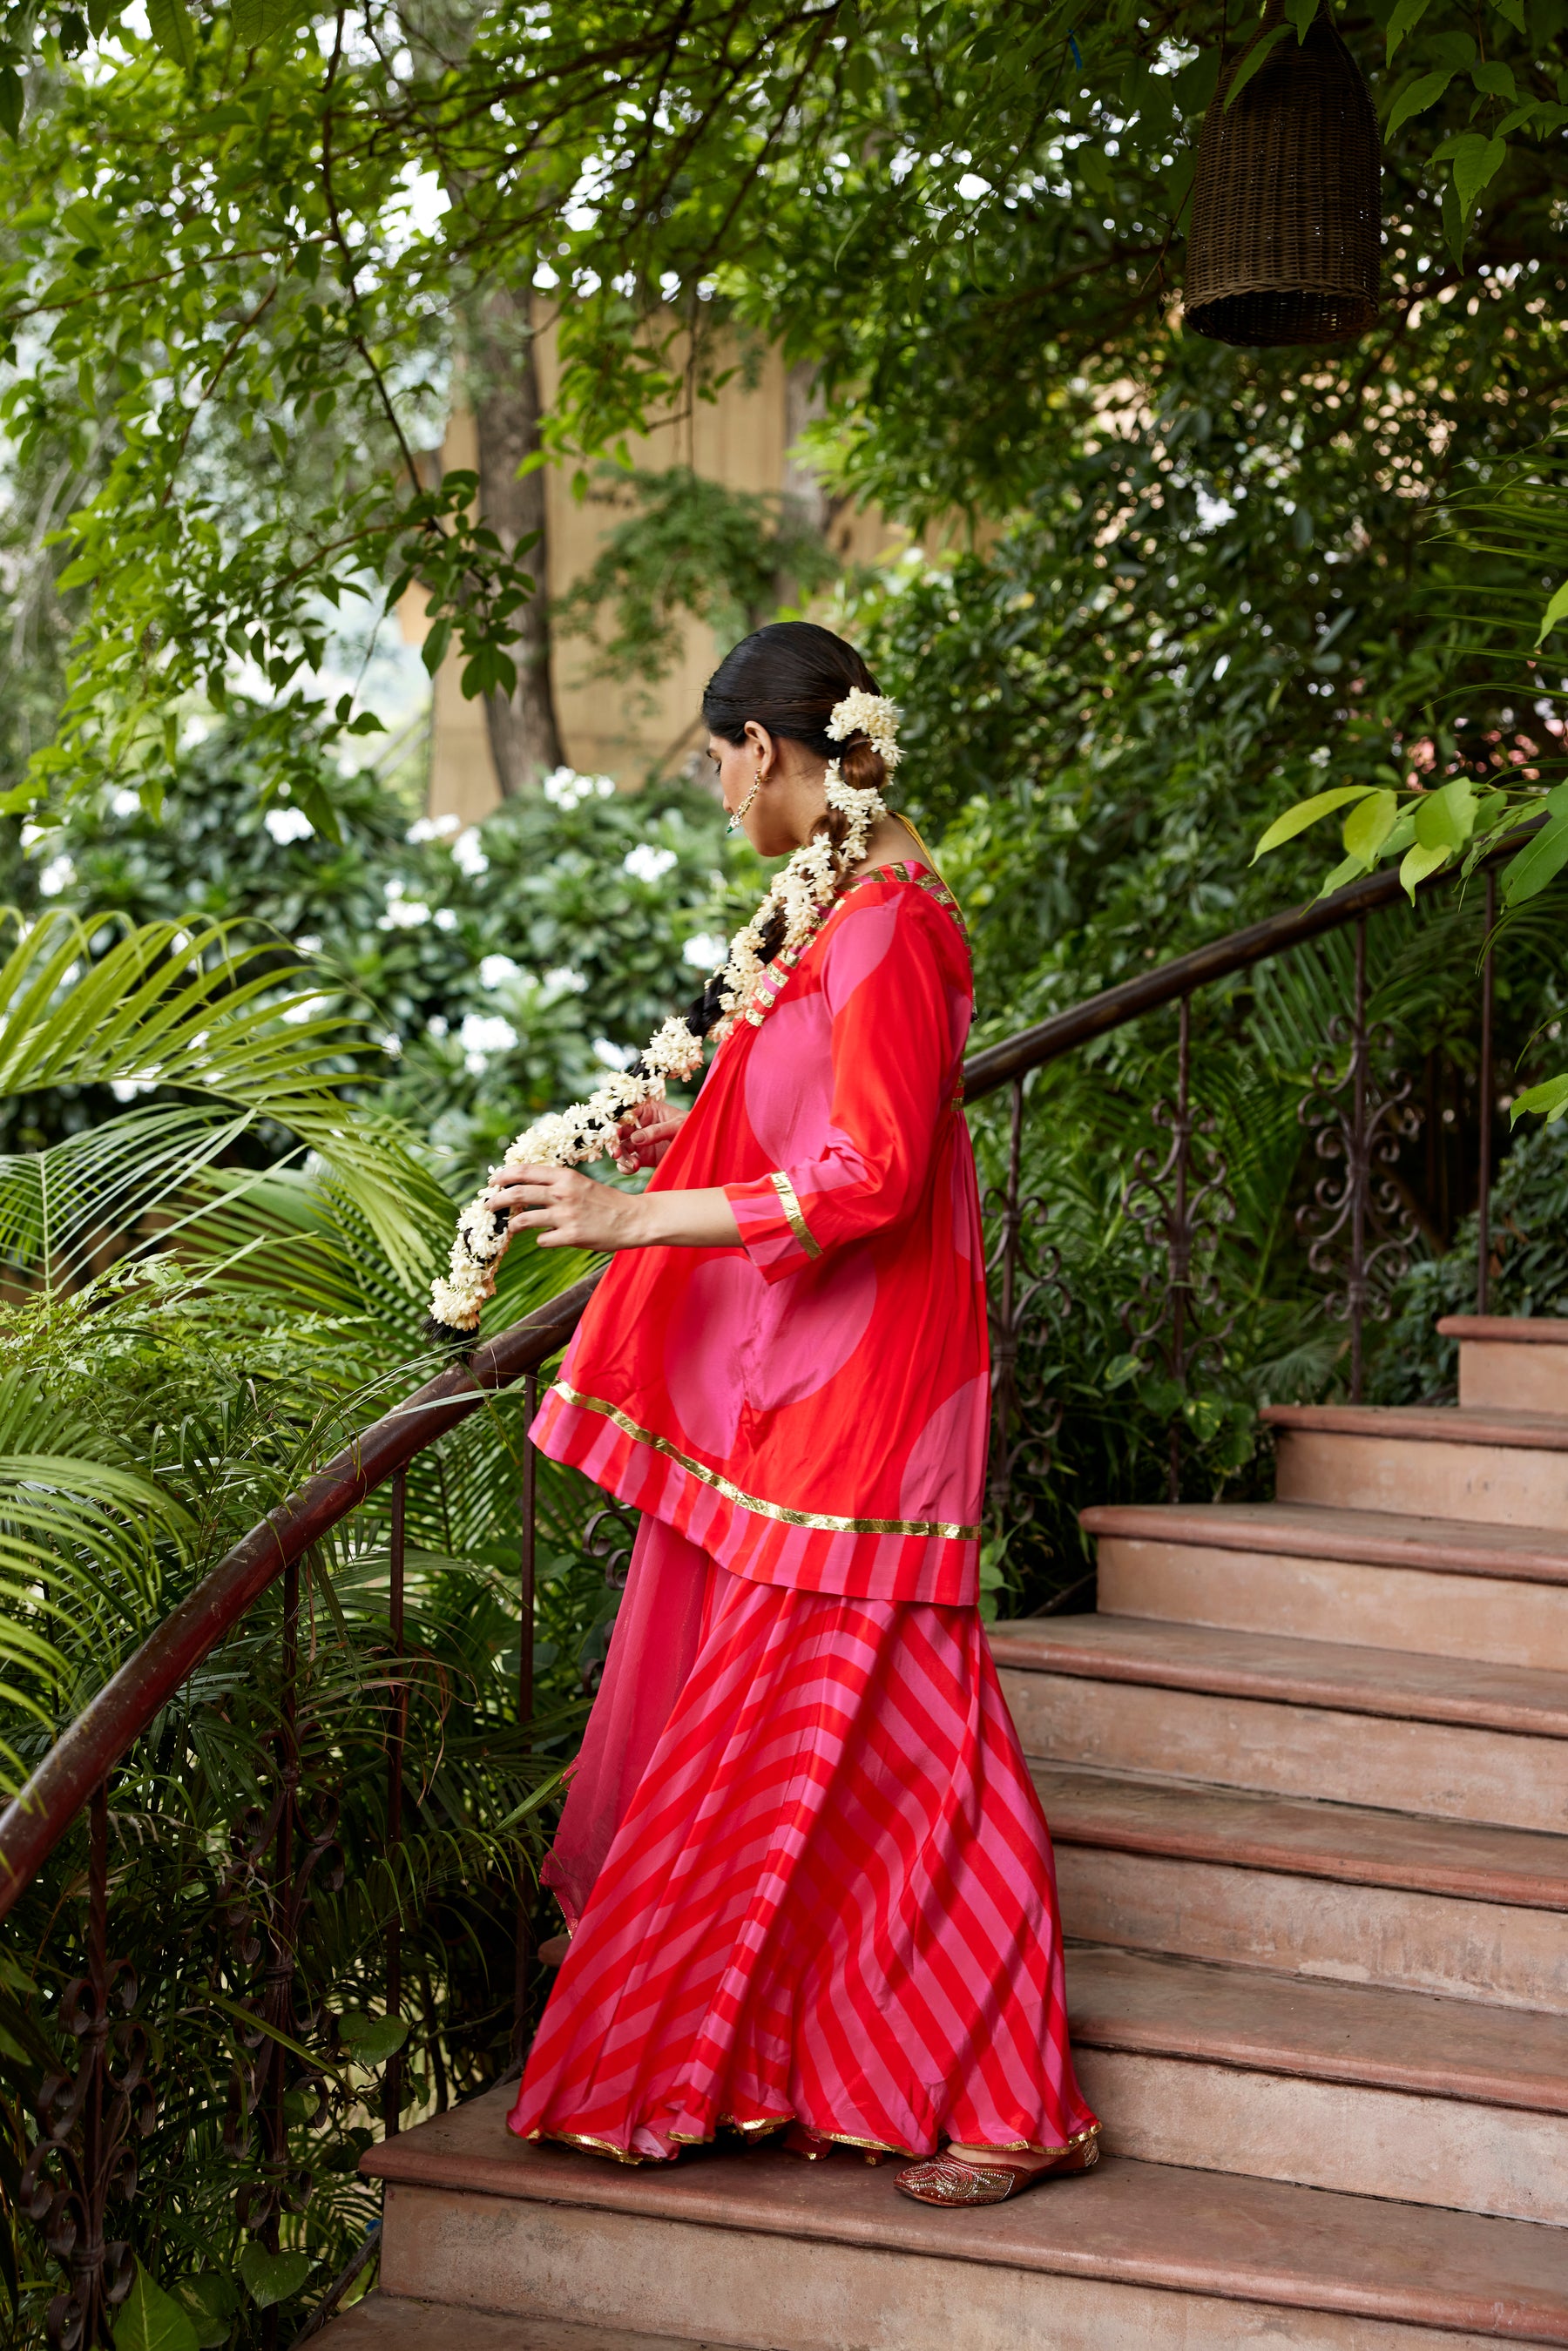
706, 725, 818, 858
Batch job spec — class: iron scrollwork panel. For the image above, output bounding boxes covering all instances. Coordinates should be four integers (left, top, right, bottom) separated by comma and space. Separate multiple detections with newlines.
1295, 918, 1421, 1402
1117, 997, 1238, 1501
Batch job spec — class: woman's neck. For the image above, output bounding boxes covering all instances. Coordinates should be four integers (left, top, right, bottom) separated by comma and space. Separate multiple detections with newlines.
844, 810, 924, 881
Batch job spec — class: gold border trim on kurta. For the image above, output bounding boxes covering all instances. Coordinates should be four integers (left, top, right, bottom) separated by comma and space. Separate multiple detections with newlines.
767, 1169, 822, 1259
551, 1382, 981, 1540
838, 860, 967, 937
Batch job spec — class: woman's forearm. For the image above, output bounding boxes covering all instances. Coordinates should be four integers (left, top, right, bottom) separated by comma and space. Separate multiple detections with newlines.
487, 1162, 742, 1253
630, 1186, 741, 1249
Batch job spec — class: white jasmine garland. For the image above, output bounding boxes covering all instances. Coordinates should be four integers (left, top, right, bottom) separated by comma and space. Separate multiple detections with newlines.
429, 692, 900, 1335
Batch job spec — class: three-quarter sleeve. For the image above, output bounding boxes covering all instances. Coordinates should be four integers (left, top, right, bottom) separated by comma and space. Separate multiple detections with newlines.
724, 892, 961, 1282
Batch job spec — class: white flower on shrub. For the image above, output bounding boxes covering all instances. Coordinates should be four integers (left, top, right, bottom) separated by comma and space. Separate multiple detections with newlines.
542, 966, 588, 996
459, 1012, 518, 1072
623, 843, 678, 883
479, 954, 522, 990
38, 856, 75, 896
543, 767, 617, 810
264, 807, 314, 845
406, 814, 461, 843
379, 881, 431, 929
682, 932, 728, 969
451, 827, 490, 878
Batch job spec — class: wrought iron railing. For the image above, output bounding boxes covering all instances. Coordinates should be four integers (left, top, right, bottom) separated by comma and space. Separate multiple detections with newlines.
0, 848, 1520, 2347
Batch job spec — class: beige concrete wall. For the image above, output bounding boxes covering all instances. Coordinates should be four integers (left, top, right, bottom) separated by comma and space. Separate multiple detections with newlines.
403, 326, 902, 824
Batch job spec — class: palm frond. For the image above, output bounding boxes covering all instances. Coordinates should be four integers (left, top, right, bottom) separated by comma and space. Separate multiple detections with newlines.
0, 908, 433, 1287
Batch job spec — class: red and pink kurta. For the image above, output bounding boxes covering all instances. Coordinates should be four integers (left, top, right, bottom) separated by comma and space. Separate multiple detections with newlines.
531, 861, 988, 1604
509, 859, 1098, 2166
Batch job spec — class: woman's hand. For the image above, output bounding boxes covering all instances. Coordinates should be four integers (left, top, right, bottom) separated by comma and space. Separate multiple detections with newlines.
615, 1098, 689, 1172
485, 1159, 742, 1253
486, 1163, 645, 1253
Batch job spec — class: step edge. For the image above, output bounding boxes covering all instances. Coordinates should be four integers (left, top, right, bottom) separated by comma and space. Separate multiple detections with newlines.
1067, 2019, 1568, 2115
331, 2294, 738, 2351
1439, 1317, 1568, 1346
365, 2159, 1568, 2344
1077, 1504, 1568, 1584
1261, 1403, 1568, 1450
991, 1630, 1568, 1740
1037, 1785, 1568, 1909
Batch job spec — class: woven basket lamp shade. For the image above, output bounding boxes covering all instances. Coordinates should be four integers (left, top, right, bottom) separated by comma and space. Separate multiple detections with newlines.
1185, 3, 1381, 348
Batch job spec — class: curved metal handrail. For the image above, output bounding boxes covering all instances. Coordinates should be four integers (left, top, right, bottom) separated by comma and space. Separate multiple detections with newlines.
0, 843, 1517, 1922
962, 861, 1416, 1099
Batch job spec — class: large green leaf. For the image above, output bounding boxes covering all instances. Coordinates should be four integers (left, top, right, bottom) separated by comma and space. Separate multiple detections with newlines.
1501, 810, 1568, 908
236, 2245, 314, 2310
144, 0, 196, 66
1252, 786, 1377, 862
113, 2260, 200, 2351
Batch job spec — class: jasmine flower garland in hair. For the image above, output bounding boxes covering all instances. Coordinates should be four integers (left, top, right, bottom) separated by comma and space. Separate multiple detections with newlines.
428, 692, 901, 1339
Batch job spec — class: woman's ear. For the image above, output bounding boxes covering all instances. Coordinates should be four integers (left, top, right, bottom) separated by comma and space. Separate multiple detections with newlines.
743, 719, 775, 780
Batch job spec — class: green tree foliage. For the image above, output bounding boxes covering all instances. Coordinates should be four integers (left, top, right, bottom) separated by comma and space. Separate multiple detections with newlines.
554, 465, 840, 697
0, 0, 1563, 823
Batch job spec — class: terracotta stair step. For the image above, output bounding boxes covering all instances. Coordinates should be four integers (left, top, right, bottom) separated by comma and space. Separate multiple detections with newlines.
324, 2294, 735, 2350
1037, 1763, 1568, 2012
362, 2084, 1568, 2346
1440, 1314, 1568, 1414
1261, 1403, 1568, 1529
1080, 1499, 1568, 1584
997, 1614, 1568, 1833
1067, 1943, 1568, 2112
1264, 1403, 1568, 1449
1036, 1762, 1568, 1908
1082, 1500, 1568, 1670
1064, 1946, 1568, 2224
990, 1613, 1568, 1736
1067, 1955, 1567, 2226
1441, 1317, 1568, 1344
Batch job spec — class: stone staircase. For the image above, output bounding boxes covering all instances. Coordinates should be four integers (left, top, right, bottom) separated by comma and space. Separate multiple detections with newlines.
339, 1313, 1568, 2349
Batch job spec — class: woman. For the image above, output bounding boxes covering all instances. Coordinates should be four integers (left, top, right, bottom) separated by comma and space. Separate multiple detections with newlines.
491, 622, 1099, 2207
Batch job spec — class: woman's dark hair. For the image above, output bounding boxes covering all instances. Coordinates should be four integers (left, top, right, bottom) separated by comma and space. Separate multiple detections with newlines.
702, 619, 886, 789
686, 623, 887, 1037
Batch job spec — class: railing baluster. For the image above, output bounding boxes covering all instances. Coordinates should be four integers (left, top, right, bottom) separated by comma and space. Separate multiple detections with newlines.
82, 1782, 105, 2334
512, 1372, 538, 2060
1167, 998, 1193, 1501
21, 1772, 150, 2348
384, 1470, 406, 2138
1477, 868, 1497, 1314
1348, 919, 1369, 1402
990, 1077, 1025, 1530
260, 1557, 300, 2351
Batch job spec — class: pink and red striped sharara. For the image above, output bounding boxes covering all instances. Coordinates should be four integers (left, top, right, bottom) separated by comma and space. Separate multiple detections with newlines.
509, 1521, 1099, 2165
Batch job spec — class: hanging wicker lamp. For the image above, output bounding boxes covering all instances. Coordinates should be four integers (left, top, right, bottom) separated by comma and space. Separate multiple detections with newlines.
1185, 1, 1381, 348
